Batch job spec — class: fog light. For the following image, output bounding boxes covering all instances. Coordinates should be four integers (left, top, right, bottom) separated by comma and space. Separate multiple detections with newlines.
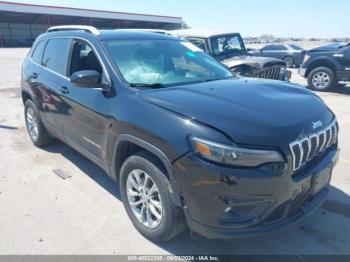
218, 197, 272, 224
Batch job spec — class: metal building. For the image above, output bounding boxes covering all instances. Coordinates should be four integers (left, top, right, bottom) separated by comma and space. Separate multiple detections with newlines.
0, 1, 183, 47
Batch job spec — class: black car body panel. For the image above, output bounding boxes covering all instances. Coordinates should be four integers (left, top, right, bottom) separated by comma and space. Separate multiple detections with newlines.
309, 43, 346, 52
140, 79, 333, 148
21, 28, 339, 239
299, 43, 350, 82
175, 146, 338, 238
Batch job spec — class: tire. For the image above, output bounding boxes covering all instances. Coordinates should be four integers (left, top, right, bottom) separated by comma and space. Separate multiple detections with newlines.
24, 99, 52, 147
283, 56, 294, 68
307, 67, 335, 91
120, 151, 185, 242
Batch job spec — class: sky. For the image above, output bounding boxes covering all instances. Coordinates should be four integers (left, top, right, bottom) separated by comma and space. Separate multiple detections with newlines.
2, 0, 349, 38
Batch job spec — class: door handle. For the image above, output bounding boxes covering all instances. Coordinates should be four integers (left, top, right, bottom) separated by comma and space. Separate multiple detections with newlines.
58, 86, 70, 94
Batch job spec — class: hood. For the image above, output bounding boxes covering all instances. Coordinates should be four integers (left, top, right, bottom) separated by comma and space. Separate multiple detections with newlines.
307, 49, 336, 56
221, 55, 286, 69
309, 43, 344, 53
140, 78, 334, 149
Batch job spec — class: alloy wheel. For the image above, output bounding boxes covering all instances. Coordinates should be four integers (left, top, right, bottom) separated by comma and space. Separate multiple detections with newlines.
312, 72, 330, 89
26, 107, 39, 141
126, 169, 163, 228
284, 57, 294, 68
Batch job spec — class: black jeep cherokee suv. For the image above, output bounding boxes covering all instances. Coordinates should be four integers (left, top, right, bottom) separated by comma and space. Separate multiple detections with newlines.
21, 26, 339, 241
299, 42, 350, 91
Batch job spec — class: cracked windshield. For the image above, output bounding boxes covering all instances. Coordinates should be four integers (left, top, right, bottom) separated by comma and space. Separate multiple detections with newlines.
104, 39, 233, 87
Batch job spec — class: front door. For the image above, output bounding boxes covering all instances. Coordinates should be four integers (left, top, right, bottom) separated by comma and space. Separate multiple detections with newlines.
341, 47, 350, 80
62, 39, 111, 163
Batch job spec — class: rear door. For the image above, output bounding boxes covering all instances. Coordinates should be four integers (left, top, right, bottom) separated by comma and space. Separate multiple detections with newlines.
261, 44, 287, 59
261, 45, 276, 58
31, 38, 71, 138
62, 39, 111, 163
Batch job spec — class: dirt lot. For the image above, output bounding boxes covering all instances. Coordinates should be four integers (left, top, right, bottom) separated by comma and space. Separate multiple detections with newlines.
0, 48, 350, 255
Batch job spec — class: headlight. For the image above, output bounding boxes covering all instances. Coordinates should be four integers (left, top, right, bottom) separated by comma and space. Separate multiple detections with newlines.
303, 55, 310, 63
189, 137, 284, 167
280, 66, 286, 74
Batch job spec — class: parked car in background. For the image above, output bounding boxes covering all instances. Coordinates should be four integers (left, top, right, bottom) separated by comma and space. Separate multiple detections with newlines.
299, 42, 350, 91
251, 44, 306, 68
172, 30, 290, 81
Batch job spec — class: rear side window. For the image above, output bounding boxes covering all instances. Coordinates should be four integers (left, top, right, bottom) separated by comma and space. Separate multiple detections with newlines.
263, 45, 277, 50
31, 40, 46, 64
42, 38, 70, 75
187, 38, 208, 52
276, 45, 288, 50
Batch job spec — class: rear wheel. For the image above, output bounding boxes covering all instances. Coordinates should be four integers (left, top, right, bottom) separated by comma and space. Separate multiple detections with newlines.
120, 151, 185, 242
24, 99, 52, 147
307, 67, 335, 91
283, 56, 294, 68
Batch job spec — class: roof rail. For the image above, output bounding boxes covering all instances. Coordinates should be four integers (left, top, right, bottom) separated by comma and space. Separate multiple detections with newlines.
47, 25, 100, 35
115, 29, 176, 36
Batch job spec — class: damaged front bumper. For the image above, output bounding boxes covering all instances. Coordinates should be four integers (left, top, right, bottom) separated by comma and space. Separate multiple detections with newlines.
173, 146, 338, 239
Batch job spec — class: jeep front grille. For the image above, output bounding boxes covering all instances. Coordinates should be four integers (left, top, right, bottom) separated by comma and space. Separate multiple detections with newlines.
289, 120, 338, 171
259, 66, 282, 80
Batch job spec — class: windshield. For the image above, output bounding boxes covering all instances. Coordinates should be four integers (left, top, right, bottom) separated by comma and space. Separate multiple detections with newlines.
104, 39, 233, 87
210, 34, 247, 58
339, 42, 350, 49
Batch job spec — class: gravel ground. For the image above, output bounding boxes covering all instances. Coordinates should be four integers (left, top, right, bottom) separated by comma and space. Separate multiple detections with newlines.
0, 48, 350, 255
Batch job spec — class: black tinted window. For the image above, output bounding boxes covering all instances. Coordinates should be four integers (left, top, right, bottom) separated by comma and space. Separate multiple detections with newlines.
69, 40, 102, 76
289, 44, 303, 50
263, 45, 276, 50
187, 38, 207, 52
42, 38, 70, 75
276, 45, 288, 50
31, 40, 46, 64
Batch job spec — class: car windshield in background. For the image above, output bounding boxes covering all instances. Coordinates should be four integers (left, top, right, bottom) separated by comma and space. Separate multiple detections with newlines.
340, 42, 350, 49
210, 35, 246, 58
104, 39, 233, 87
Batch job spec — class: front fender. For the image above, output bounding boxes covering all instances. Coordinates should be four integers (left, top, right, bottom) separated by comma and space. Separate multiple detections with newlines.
305, 57, 340, 76
110, 134, 183, 206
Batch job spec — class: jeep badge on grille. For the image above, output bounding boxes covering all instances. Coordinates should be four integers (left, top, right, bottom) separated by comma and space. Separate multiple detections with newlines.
312, 120, 323, 130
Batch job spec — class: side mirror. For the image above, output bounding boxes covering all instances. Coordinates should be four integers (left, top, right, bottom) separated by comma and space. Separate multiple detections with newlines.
70, 70, 101, 86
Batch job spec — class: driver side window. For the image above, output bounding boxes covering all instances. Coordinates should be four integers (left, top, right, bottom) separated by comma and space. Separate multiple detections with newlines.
69, 40, 103, 78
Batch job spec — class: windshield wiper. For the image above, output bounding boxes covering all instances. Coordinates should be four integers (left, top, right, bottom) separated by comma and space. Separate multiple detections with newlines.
129, 83, 165, 89
201, 76, 234, 83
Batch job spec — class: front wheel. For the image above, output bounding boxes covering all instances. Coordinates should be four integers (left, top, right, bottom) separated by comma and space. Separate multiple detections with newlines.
307, 67, 335, 91
120, 151, 185, 242
283, 56, 294, 68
